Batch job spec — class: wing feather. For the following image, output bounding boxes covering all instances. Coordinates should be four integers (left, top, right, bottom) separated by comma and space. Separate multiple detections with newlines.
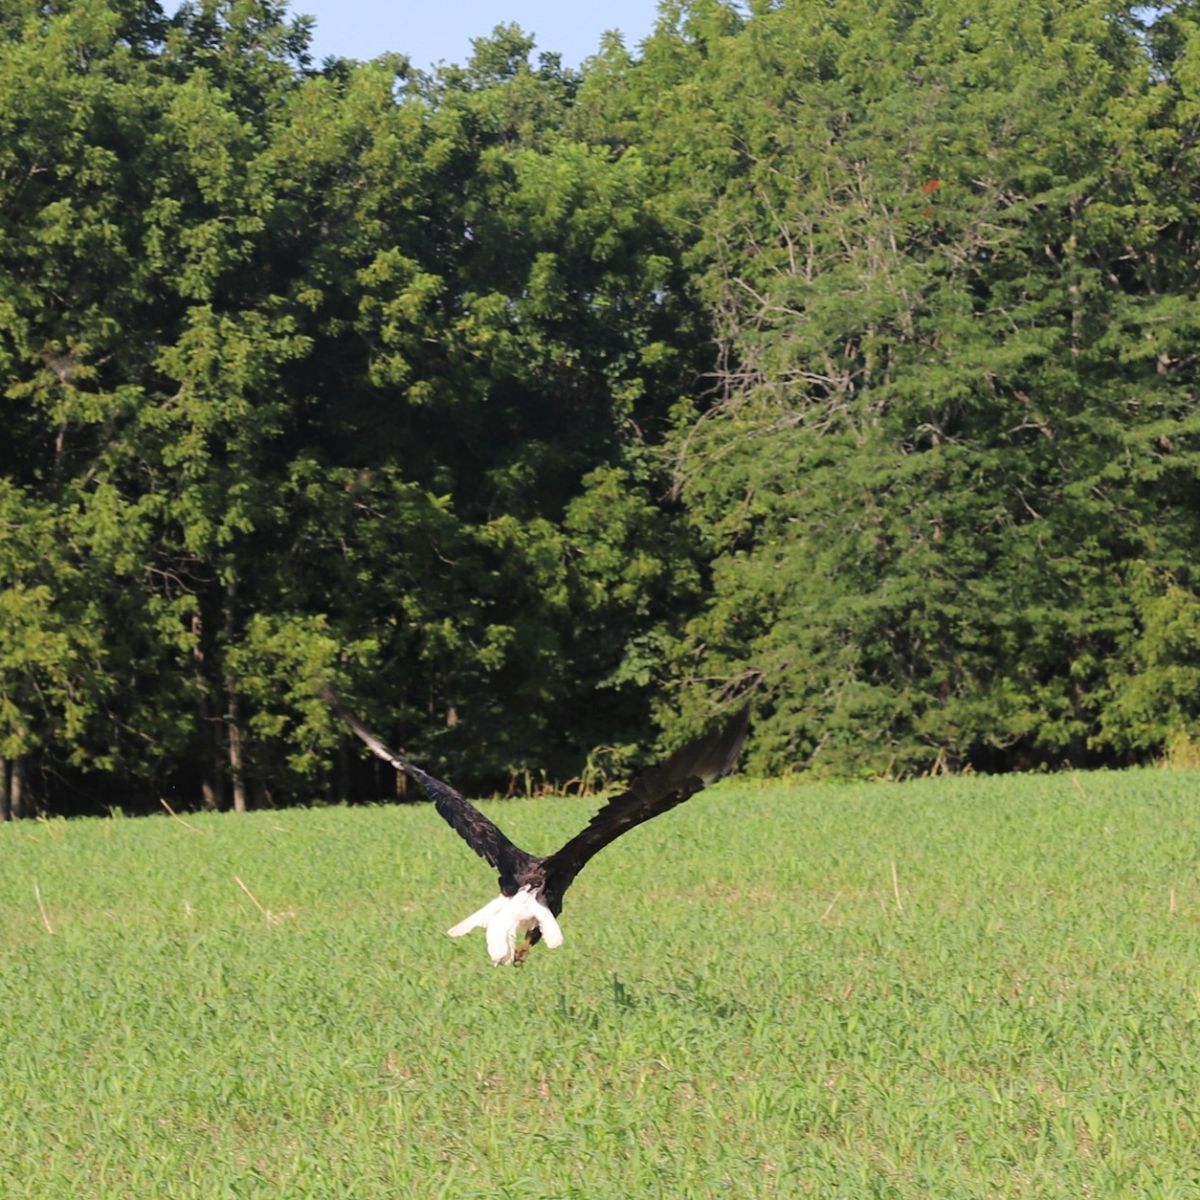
336, 706, 536, 888
541, 704, 750, 909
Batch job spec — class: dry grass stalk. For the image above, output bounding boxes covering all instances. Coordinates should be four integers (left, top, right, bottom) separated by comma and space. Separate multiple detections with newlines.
33, 880, 54, 935
160, 796, 204, 833
234, 874, 296, 925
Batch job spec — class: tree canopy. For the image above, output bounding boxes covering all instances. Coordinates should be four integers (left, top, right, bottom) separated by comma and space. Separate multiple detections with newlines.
2, 0, 1199, 814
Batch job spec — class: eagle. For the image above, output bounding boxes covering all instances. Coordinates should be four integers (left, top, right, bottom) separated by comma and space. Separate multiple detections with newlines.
336, 703, 751, 965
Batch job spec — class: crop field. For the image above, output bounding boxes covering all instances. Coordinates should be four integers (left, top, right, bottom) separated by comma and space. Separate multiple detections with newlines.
2, 769, 1199, 1198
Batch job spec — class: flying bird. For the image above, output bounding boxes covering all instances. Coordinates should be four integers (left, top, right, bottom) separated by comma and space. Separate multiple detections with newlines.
336, 703, 751, 965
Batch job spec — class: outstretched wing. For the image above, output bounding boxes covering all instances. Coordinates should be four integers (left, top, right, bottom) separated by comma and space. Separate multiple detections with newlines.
337, 706, 537, 889
540, 704, 751, 910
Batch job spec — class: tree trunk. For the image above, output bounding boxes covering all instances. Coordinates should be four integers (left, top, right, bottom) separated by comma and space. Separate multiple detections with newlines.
199, 718, 223, 810
10, 757, 28, 819
228, 691, 247, 814
193, 608, 224, 811
1, 757, 9, 821
222, 578, 246, 813
335, 745, 350, 805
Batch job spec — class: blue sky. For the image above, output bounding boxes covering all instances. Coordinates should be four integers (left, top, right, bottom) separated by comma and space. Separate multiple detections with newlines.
290, 0, 664, 69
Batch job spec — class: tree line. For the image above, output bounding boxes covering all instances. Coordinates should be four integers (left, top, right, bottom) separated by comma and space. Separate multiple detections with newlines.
2, 0, 1198, 816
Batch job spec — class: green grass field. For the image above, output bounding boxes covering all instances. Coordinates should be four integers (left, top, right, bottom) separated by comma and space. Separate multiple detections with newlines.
2, 770, 1199, 1198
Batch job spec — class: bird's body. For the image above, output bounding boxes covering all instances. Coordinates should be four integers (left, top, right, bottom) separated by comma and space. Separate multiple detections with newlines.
336, 703, 750, 965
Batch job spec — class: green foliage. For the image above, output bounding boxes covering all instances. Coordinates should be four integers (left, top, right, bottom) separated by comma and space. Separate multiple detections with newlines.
3, 770, 1200, 1194
0, 482, 110, 762
4, 0, 1200, 807
1, 1, 702, 810
639, 0, 1200, 775
1103, 567, 1200, 751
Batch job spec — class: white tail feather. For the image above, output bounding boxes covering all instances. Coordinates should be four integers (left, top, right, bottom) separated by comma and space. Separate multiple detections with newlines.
446, 894, 507, 938
537, 906, 564, 948
446, 887, 564, 965
486, 915, 518, 965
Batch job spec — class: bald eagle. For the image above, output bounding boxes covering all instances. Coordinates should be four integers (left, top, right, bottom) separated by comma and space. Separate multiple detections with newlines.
337, 704, 750, 965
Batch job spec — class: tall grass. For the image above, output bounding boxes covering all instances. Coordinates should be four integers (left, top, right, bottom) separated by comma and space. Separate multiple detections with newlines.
2, 770, 1198, 1197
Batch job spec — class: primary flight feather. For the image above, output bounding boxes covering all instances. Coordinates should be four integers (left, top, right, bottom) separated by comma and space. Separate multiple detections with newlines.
336, 703, 751, 965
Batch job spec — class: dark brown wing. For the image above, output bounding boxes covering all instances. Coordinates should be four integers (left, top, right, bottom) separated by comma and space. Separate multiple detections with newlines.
337, 706, 539, 891
540, 704, 750, 912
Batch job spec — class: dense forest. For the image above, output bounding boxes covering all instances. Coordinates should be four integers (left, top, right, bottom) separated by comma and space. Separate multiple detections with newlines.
2, 0, 1199, 816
